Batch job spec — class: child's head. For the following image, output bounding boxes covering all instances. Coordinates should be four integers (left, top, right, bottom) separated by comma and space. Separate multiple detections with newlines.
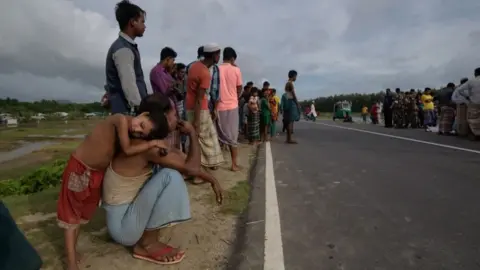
134, 93, 178, 139
251, 87, 259, 97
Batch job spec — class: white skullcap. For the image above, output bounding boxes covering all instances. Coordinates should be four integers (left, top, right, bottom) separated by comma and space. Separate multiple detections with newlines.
203, 43, 221, 53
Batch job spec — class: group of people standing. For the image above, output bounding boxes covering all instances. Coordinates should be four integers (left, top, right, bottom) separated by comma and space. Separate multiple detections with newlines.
238, 71, 301, 145
372, 67, 480, 139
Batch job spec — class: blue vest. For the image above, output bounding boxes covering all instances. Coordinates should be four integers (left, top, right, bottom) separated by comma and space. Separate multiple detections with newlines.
105, 36, 148, 113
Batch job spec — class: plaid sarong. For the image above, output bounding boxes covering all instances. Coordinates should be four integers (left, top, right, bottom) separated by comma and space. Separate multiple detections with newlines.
456, 104, 468, 136
247, 111, 260, 141
186, 110, 224, 167
467, 104, 480, 136
438, 106, 455, 133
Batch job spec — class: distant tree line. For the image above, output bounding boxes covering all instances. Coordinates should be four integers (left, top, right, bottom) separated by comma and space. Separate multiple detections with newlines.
0, 98, 105, 116
299, 89, 440, 113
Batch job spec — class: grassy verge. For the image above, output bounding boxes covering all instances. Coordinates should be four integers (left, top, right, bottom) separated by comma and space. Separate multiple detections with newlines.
218, 180, 250, 215
0, 140, 80, 181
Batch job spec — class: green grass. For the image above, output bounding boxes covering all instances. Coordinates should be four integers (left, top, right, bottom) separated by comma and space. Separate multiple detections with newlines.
3, 187, 60, 219
218, 180, 250, 215
0, 140, 80, 181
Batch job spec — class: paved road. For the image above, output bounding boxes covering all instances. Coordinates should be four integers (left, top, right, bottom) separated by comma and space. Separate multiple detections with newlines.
268, 120, 480, 270
233, 120, 480, 270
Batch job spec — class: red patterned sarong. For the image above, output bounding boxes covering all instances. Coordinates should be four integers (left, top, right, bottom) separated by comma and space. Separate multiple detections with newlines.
57, 155, 104, 229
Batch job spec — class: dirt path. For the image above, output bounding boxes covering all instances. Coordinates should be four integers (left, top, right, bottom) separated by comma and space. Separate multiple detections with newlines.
12, 144, 255, 270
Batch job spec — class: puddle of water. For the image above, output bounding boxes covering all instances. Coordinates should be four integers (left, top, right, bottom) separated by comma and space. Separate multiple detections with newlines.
27, 134, 86, 139
0, 141, 59, 163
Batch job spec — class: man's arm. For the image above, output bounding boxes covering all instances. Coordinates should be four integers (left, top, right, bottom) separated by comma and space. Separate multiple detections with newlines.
236, 67, 243, 97
111, 114, 166, 156
145, 128, 201, 175
455, 81, 471, 99
112, 48, 142, 108
194, 68, 211, 130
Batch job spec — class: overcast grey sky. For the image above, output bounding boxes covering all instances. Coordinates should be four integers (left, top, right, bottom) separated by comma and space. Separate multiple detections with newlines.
1, 0, 479, 102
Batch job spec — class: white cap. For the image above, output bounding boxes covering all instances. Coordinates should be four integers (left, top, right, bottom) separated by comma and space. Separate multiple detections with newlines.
203, 43, 221, 53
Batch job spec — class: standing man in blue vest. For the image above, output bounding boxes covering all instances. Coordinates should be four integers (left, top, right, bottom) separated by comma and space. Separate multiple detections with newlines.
105, 0, 148, 115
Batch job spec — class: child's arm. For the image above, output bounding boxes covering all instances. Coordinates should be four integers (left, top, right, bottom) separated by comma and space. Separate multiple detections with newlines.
111, 114, 167, 156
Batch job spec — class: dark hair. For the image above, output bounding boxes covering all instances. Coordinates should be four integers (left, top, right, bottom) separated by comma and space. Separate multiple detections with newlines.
395, 88, 400, 93
246, 81, 254, 86
288, 70, 297, 79
138, 93, 172, 139
475, 67, 480, 77
160, 47, 177, 61
446, 82, 455, 88
175, 63, 186, 70
223, 47, 237, 61
197, 46, 204, 59
272, 88, 276, 94
263, 81, 270, 87
115, 0, 145, 31
203, 50, 220, 59
460, 77, 469, 84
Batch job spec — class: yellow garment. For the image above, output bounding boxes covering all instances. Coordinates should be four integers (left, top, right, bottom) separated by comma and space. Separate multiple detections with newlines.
361, 106, 368, 114
102, 165, 152, 205
273, 95, 280, 106
421, 94, 434, 110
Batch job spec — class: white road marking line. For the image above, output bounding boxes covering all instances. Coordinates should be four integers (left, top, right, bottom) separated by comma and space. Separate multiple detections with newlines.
313, 122, 480, 154
264, 142, 285, 270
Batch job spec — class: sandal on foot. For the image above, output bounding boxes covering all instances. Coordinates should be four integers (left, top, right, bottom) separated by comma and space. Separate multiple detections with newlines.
133, 245, 185, 265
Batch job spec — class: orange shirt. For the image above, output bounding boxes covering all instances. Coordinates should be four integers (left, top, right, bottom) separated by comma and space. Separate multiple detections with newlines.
185, 61, 211, 111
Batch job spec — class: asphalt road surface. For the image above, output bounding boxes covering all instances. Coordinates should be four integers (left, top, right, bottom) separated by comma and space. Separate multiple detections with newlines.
257, 120, 480, 270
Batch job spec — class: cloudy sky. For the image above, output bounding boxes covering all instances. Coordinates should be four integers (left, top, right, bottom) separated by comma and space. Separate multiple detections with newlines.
1, 0, 479, 102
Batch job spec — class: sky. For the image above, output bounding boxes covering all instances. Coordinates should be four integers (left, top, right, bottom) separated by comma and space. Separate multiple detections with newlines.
1, 0, 480, 102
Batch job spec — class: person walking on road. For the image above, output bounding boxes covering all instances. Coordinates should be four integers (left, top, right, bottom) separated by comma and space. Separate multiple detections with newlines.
281, 70, 300, 144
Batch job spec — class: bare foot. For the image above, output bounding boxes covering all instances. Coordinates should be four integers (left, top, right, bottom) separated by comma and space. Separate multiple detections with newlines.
76, 252, 83, 263
66, 260, 80, 270
231, 164, 242, 172
133, 241, 185, 264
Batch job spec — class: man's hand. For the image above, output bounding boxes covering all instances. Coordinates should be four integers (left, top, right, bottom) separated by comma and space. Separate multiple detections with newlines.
211, 181, 223, 205
177, 120, 195, 135
211, 110, 219, 121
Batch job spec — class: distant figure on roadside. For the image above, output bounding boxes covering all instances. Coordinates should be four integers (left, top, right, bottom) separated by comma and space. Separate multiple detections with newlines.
421, 88, 435, 131
370, 103, 379, 124
247, 87, 261, 144
452, 77, 470, 136
361, 105, 368, 123
105, 1, 148, 115
281, 70, 300, 144
383, 88, 393, 128
437, 82, 456, 134
453, 67, 480, 137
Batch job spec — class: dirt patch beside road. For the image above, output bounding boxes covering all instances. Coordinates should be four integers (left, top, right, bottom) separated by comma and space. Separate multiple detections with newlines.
4, 143, 256, 270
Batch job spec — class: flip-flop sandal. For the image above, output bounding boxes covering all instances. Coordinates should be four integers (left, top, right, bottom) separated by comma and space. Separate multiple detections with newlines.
133, 245, 185, 265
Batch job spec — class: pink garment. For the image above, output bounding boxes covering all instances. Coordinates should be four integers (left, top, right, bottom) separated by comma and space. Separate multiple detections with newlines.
217, 63, 242, 111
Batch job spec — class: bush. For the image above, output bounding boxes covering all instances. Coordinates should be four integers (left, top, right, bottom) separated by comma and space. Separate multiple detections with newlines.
0, 159, 67, 197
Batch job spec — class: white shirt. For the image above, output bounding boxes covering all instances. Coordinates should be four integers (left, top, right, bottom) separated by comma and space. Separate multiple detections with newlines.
453, 76, 480, 104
